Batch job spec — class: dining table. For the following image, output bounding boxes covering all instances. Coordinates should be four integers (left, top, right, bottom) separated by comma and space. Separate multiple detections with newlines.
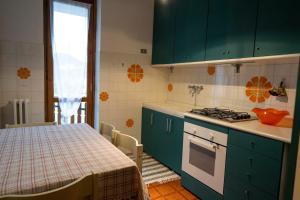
0, 123, 149, 200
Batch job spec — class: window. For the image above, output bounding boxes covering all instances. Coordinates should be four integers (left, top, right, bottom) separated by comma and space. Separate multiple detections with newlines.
44, 0, 96, 126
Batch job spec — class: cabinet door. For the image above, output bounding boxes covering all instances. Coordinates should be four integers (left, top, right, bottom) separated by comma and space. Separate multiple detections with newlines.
152, 0, 176, 64
174, 0, 209, 63
141, 108, 156, 155
205, 0, 258, 60
154, 112, 170, 162
153, 112, 183, 174
226, 145, 282, 196
165, 116, 183, 174
255, 0, 300, 56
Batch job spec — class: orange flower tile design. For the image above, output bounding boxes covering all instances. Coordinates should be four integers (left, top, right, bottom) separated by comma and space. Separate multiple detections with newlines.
245, 76, 272, 103
17, 67, 31, 79
127, 64, 144, 83
167, 83, 173, 92
126, 119, 134, 128
207, 65, 216, 75
100, 91, 109, 102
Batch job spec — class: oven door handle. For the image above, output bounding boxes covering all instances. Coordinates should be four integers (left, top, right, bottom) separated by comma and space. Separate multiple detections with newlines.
190, 138, 216, 152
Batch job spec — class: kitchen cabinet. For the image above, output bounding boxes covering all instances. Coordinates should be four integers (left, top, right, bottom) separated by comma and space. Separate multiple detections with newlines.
205, 0, 258, 60
141, 108, 156, 155
181, 171, 223, 200
152, 0, 300, 65
152, 0, 176, 64
174, 0, 209, 63
254, 0, 300, 57
141, 108, 183, 174
224, 129, 284, 200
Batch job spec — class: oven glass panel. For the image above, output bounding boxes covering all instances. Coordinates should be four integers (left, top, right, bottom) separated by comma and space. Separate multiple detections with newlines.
189, 142, 216, 176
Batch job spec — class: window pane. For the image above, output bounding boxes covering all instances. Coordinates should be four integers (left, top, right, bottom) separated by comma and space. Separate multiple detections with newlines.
52, 1, 90, 98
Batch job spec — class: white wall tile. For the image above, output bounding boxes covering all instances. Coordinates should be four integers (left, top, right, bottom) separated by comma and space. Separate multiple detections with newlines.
167, 59, 299, 114
99, 52, 168, 142
0, 40, 45, 128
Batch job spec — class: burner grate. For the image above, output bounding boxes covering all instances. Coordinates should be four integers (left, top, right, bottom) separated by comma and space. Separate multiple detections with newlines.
190, 108, 256, 122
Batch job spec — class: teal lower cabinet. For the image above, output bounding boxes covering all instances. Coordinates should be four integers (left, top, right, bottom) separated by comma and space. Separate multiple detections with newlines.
224, 129, 284, 200
141, 108, 183, 174
224, 179, 275, 200
181, 171, 223, 200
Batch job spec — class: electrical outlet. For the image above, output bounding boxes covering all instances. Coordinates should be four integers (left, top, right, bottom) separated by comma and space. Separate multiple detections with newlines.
140, 49, 147, 54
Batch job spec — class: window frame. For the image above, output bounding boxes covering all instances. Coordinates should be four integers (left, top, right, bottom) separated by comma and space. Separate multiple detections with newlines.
44, 0, 96, 126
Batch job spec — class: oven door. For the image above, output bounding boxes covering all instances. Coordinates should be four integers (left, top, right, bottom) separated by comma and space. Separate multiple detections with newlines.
182, 132, 227, 194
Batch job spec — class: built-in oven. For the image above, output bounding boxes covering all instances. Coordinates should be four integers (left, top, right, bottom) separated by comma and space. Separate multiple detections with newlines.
182, 122, 228, 195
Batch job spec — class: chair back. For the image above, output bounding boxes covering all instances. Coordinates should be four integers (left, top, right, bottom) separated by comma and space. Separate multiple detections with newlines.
5, 122, 57, 129
0, 174, 95, 200
99, 122, 116, 142
113, 130, 143, 172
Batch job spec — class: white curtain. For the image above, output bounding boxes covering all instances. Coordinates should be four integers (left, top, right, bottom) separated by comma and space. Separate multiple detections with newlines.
51, 0, 90, 124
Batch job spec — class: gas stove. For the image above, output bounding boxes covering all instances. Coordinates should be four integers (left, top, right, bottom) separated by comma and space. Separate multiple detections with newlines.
189, 108, 257, 123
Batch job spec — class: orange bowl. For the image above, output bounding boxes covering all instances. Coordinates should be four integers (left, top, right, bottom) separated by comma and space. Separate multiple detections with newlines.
252, 108, 290, 125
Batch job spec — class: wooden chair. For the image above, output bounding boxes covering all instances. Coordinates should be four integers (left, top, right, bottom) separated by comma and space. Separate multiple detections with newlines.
0, 174, 96, 200
112, 130, 143, 172
99, 121, 116, 142
5, 122, 57, 129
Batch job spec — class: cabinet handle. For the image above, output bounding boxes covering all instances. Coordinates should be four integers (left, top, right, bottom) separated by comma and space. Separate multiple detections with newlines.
248, 157, 253, 167
244, 190, 249, 200
245, 173, 252, 182
150, 113, 153, 126
250, 141, 255, 149
166, 118, 169, 132
168, 119, 172, 133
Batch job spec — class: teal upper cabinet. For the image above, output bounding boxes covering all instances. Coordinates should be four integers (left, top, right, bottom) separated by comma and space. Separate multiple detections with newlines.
255, 0, 300, 56
174, 0, 209, 63
205, 0, 258, 60
152, 0, 176, 64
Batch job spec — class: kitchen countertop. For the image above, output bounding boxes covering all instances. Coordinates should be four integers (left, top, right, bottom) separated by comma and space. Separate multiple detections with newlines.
143, 102, 292, 143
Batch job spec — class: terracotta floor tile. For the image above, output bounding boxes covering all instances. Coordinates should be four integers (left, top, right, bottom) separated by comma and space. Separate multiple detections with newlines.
154, 197, 166, 200
148, 182, 160, 188
165, 192, 187, 200
155, 184, 176, 196
147, 180, 199, 200
179, 189, 198, 200
149, 188, 161, 199
168, 180, 185, 192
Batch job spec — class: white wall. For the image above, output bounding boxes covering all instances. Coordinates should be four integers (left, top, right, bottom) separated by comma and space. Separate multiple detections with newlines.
0, 0, 44, 128
0, 0, 43, 43
99, 0, 169, 141
101, 0, 154, 54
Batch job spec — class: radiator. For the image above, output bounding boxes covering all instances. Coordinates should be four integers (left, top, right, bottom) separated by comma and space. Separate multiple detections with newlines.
13, 99, 30, 125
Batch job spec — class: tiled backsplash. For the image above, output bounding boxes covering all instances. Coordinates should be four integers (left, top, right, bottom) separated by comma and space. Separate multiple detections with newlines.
167, 58, 299, 117
99, 52, 168, 141
0, 40, 45, 127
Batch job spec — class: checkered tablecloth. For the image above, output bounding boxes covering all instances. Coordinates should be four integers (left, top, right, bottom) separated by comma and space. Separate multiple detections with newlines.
0, 124, 149, 200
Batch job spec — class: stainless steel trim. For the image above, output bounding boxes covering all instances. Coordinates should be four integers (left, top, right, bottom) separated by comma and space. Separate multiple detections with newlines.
166, 118, 169, 132
168, 119, 172, 133
150, 113, 153, 126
